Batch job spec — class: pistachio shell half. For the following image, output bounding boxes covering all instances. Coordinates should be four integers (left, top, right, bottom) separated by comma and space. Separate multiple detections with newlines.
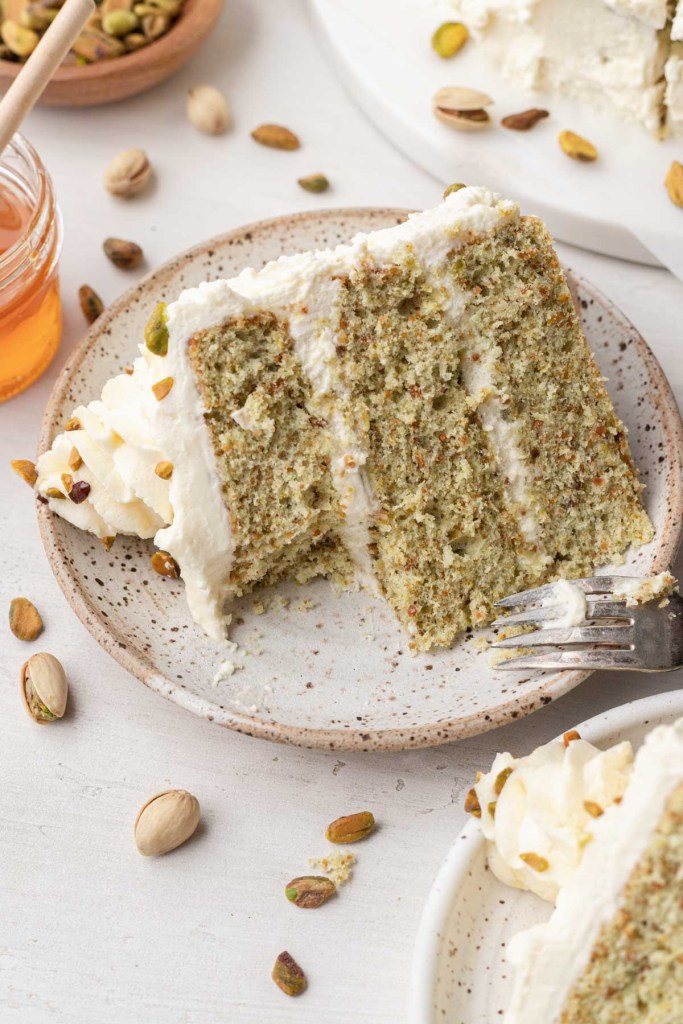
21, 652, 68, 723
135, 789, 200, 856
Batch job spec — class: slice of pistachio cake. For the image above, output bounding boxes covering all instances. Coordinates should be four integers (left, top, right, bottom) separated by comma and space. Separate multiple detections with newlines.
27, 187, 653, 648
504, 717, 683, 1024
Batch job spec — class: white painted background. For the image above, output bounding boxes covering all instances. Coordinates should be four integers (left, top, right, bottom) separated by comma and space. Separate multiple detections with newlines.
1, 2, 682, 1021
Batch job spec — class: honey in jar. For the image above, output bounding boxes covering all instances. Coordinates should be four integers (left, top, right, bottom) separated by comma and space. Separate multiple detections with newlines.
0, 133, 62, 403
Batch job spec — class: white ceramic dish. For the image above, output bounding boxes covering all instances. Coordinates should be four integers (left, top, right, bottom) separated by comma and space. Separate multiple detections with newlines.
410, 689, 683, 1023
37, 208, 683, 751
310, 0, 683, 276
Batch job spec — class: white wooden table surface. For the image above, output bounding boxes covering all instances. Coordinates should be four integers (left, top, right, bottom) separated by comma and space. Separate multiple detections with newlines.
1, 2, 682, 1021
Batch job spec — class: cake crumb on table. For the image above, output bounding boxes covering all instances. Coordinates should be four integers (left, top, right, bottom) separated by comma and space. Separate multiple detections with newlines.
308, 850, 356, 886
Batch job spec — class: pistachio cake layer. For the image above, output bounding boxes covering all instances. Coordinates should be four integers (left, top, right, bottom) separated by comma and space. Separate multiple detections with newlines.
33, 187, 652, 647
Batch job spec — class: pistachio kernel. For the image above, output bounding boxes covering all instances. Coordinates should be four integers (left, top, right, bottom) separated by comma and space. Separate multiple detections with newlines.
464, 787, 481, 817
45, 487, 66, 499
152, 376, 174, 401
72, 28, 126, 61
501, 108, 549, 131
1, 20, 39, 57
61, 473, 73, 493
558, 130, 597, 162
563, 729, 581, 747
103, 237, 144, 269
141, 12, 170, 39
519, 852, 550, 872
68, 447, 83, 471
584, 800, 604, 818
487, 801, 497, 818
431, 21, 468, 59
102, 9, 138, 35
65, 417, 81, 431
100, 536, 116, 551
443, 182, 466, 199
494, 766, 513, 795
665, 161, 683, 208
144, 302, 169, 356
10, 459, 37, 487
9, 598, 43, 641
124, 31, 147, 50
151, 550, 180, 578
251, 124, 300, 150
154, 460, 173, 479
285, 875, 336, 909
272, 951, 306, 997
79, 285, 104, 325
298, 173, 329, 193
325, 810, 375, 844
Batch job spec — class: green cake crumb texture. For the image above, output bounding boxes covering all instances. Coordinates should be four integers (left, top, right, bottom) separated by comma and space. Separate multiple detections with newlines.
185, 213, 652, 652
187, 312, 354, 597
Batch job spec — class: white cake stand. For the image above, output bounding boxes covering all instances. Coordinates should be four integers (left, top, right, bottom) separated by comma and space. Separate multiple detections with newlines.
310, 0, 683, 276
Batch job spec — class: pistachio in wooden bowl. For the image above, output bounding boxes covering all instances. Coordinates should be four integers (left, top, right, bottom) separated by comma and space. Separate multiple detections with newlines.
0, 0, 224, 108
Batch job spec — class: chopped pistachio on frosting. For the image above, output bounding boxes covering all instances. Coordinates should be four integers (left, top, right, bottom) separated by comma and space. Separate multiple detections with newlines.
467, 730, 634, 902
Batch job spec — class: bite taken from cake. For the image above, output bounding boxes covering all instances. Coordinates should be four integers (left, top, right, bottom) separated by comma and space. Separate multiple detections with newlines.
19, 187, 653, 652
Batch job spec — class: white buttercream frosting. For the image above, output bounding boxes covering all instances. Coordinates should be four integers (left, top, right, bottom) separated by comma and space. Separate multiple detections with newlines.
603, 0, 669, 27
540, 578, 588, 627
450, 0, 672, 134
473, 732, 634, 901
613, 570, 677, 605
35, 187, 518, 638
673, 1, 683, 40
504, 717, 683, 1024
665, 43, 683, 133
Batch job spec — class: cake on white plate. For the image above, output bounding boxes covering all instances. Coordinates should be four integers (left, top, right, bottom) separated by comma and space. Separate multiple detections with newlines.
449, 0, 683, 137
14, 187, 653, 651
466, 714, 683, 1022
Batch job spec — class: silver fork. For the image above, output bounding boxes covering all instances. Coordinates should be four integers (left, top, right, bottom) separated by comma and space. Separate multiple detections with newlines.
490, 576, 683, 672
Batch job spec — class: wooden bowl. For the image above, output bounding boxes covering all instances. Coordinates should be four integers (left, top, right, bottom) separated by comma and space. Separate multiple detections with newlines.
0, 0, 225, 107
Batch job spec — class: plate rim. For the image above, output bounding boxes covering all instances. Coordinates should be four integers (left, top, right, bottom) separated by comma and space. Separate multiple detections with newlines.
36, 207, 683, 752
408, 688, 683, 1023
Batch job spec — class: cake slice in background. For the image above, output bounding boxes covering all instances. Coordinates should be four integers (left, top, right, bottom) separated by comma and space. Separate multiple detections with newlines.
26, 187, 652, 650
502, 718, 683, 1023
449, 0, 681, 137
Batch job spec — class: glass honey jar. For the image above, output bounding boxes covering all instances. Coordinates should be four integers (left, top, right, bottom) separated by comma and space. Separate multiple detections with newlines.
0, 133, 62, 403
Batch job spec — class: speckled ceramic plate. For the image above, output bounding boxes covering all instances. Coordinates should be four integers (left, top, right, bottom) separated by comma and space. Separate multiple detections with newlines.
410, 689, 683, 1024
38, 209, 683, 751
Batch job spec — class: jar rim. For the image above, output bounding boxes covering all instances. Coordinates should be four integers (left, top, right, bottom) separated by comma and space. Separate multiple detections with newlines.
0, 132, 51, 271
